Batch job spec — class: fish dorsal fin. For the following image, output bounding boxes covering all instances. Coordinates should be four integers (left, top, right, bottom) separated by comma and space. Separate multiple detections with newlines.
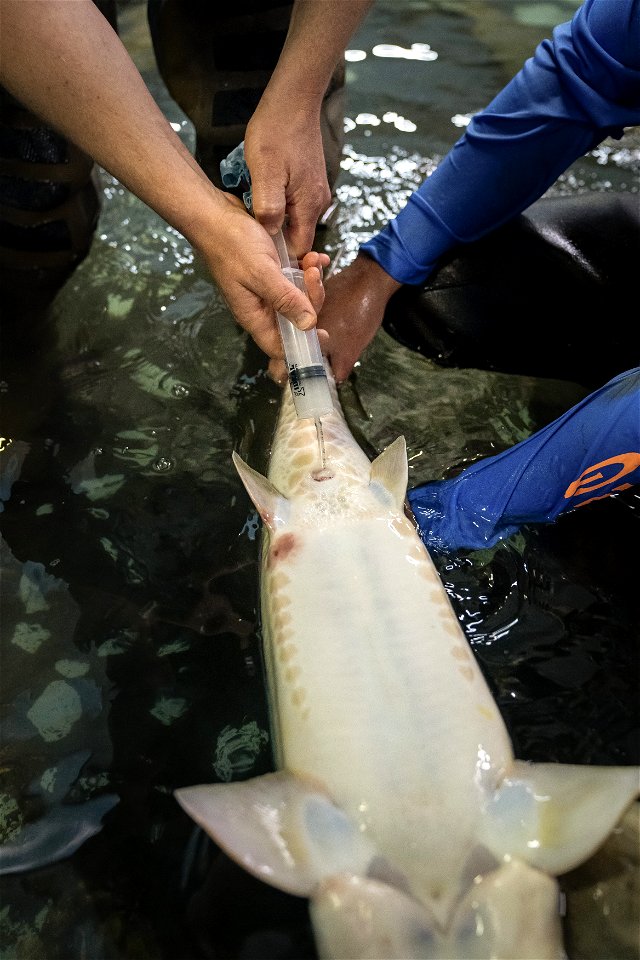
369, 436, 408, 510
480, 759, 640, 875
175, 772, 377, 897
232, 451, 289, 533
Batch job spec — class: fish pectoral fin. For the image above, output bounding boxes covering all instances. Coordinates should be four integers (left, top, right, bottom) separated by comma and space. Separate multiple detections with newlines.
232, 451, 289, 533
479, 760, 640, 875
175, 771, 377, 897
449, 859, 564, 959
369, 436, 408, 510
311, 873, 443, 960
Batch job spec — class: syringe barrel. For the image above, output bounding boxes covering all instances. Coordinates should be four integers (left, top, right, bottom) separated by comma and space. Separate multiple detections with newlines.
277, 267, 333, 419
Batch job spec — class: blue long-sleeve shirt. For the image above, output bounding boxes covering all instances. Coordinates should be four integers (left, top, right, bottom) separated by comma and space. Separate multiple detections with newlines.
408, 368, 640, 551
363, 0, 640, 284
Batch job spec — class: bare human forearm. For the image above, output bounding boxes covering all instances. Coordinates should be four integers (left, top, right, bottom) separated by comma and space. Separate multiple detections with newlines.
0, 0, 223, 243
268, 0, 373, 112
316, 252, 401, 383
245, 0, 373, 253
0, 0, 326, 359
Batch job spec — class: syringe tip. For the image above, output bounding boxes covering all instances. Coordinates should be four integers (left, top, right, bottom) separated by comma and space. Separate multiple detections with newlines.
314, 417, 327, 470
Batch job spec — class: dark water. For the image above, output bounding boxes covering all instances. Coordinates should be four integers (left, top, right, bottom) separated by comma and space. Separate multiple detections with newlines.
1, 1, 638, 958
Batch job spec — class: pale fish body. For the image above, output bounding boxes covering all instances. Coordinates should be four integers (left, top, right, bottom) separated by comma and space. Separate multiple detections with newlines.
177, 372, 639, 959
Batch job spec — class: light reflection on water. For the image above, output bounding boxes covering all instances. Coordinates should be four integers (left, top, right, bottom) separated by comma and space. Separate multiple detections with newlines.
0, 1, 638, 958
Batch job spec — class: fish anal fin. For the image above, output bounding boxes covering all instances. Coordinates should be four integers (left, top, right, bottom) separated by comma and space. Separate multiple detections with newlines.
369, 436, 408, 511
175, 771, 377, 897
480, 760, 640, 875
232, 451, 289, 533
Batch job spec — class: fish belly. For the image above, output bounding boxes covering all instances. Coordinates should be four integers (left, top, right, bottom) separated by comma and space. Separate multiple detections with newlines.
262, 511, 513, 905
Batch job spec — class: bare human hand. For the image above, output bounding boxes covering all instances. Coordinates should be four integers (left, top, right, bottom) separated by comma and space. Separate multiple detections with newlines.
244, 0, 373, 257
265, 250, 331, 384
245, 104, 331, 260
194, 196, 330, 363
316, 253, 402, 383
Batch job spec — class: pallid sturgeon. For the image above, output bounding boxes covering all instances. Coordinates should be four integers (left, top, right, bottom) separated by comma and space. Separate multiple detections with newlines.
176, 370, 639, 959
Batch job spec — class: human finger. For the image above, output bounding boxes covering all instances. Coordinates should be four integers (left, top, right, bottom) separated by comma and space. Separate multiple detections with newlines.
302, 265, 326, 313
285, 181, 331, 257
300, 251, 330, 272
267, 356, 288, 384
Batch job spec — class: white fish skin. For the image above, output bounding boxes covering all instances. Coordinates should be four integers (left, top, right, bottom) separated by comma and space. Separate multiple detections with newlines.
176, 371, 640, 959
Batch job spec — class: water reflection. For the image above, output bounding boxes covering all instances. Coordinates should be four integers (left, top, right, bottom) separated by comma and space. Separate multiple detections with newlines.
372, 43, 438, 62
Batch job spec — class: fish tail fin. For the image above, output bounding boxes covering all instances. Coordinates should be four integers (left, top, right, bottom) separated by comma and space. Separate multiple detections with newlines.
311, 861, 565, 960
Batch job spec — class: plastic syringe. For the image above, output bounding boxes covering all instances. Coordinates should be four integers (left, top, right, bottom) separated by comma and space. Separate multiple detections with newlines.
273, 228, 333, 423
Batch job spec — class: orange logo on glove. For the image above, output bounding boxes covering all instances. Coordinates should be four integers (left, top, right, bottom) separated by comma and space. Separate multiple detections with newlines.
564, 452, 640, 508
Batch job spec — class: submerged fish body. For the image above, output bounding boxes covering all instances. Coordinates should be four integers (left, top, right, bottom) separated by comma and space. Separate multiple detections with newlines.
177, 372, 639, 959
